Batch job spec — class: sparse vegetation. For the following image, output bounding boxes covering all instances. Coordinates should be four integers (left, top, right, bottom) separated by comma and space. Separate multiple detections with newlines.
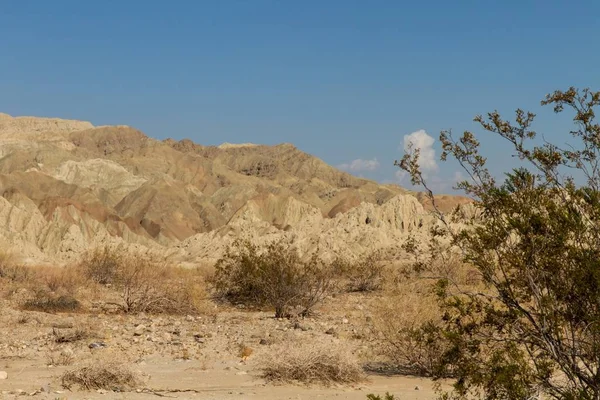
0, 251, 32, 283
372, 286, 451, 377
81, 247, 209, 315
79, 246, 123, 285
260, 342, 365, 385
52, 326, 92, 343
213, 240, 335, 318
366, 393, 396, 400
334, 252, 385, 292
22, 290, 81, 313
47, 346, 75, 366
61, 361, 141, 391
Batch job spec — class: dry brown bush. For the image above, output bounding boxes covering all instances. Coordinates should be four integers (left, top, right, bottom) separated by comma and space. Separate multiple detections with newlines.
0, 251, 33, 283
79, 246, 123, 285
260, 342, 365, 385
371, 294, 449, 376
79, 247, 211, 315
40, 266, 83, 296
61, 361, 141, 391
113, 257, 207, 314
14, 265, 85, 313
333, 252, 385, 292
369, 253, 482, 377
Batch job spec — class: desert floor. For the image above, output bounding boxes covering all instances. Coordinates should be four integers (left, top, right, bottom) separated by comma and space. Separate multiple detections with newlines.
0, 290, 442, 400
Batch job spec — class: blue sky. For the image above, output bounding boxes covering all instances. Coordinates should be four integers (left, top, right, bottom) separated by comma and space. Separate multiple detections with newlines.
1, 1, 599, 192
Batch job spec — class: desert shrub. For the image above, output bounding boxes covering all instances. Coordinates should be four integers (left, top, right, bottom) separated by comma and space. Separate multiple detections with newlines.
333, 252, 385, 292
82, 248, 208, 315
0, 252, 33, 283
22, 290, 81, 313
396, 87, 600, 399
16, 265, 85, 313
38, 266, 83, 296
79, 246, 123, 285
112, 255, 205, 314
213, 240, 334, 318
371, 282, 452, 377
61, 361, 140, 391
260, 342, 365, 385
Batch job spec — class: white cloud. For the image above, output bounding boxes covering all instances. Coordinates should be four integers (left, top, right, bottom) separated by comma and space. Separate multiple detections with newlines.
393, 129, 465, 194
338, 158, 380, 172
402, 129, 438, 174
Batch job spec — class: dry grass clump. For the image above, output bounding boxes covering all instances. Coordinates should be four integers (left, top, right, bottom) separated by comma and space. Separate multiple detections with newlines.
260, 342, 365, 385
61, 361, 141, 391
47, 346, 75, 366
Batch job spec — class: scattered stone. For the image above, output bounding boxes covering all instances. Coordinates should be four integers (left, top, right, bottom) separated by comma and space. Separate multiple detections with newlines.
194, 334, 205, 343
259, 338, 268, 345
415, 386, 420, 390
133, 324, 146, 336
0, 371, 7, 379
88, 341, 107, 349
342, 318, 349, 324
293, 322, 308, 331
235, 371, 248, 375
325, 328, 335, 335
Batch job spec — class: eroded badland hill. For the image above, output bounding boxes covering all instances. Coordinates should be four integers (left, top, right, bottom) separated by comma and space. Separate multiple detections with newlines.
0, 113, 469, 265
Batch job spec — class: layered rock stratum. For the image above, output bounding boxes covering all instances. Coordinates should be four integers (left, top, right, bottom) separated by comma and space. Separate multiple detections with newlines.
0, 113, 470, 264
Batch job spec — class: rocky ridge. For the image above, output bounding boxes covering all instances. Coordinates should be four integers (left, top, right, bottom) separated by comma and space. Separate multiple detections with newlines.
0, 113, 471, 264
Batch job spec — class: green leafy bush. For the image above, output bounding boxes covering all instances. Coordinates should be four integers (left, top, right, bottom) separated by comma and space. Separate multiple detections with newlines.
213, 240, 334, 318
397, 87, 600, 399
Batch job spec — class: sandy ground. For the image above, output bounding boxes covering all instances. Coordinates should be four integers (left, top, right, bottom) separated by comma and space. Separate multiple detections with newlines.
1, 357, 437, 399
0, 290, 443, 400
